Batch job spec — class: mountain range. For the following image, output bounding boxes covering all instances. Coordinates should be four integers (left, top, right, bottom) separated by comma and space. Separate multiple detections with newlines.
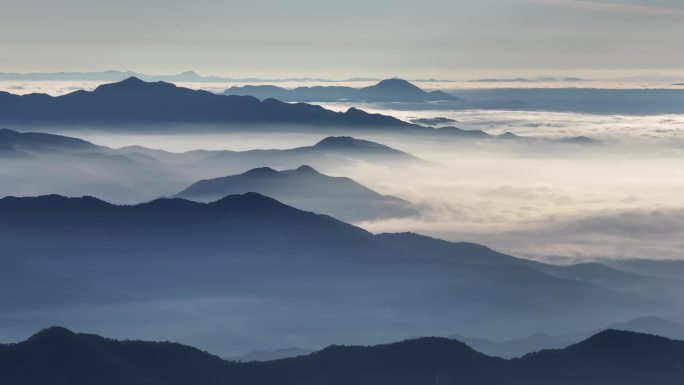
0, 70, 380, 83
176, 165, 418, 222
224, 316, 684, 362
0, 193, 676, 349
225, 78, 457, 102
0, 77, 414, 128
0, 128, 417, 166
225, 347, 315, 362
0, 127, 599, 205
1, 327, 683, 385
181, 135, 421, 170
0, 129, 421, 203
0, 80, 572, 138
451, 316, 684, 359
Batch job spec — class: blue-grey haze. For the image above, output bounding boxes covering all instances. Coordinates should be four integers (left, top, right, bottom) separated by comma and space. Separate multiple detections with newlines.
1, 0, 683, 79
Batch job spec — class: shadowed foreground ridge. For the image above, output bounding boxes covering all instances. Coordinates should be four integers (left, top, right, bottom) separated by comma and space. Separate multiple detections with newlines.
0, 328, 682, 385
0, 194, 667, 341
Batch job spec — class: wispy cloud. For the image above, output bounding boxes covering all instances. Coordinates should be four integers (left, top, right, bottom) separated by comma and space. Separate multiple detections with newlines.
533, 0, 684, 16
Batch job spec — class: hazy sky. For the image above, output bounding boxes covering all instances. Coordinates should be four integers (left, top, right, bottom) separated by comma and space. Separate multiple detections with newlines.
1, 0, 684, 79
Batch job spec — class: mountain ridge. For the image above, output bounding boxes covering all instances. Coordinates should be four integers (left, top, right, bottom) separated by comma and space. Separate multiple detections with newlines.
1, 327, 682, 385
450, 315, 684, 358
225, 78, 457, 102
176, 165, 418, 222
0, 77, 416, 129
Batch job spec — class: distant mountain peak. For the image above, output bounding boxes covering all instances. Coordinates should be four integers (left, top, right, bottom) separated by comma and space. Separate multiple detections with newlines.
121, 76, 144, 84
373, 78, 423, 91
294, 165, 319, 174
242, 166, 279, 176
111, 76, 148, 87
93, 76, 174, 93
345, 107, 363, 114
224, 77, 454, 103
314, 136, 389, 149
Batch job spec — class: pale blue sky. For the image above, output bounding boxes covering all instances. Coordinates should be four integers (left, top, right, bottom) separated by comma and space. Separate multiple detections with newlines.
1, 0, 683, 79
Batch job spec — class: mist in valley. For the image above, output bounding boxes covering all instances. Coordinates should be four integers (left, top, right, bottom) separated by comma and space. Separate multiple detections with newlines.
9, 117, 682, 262
2, 80, 684, 358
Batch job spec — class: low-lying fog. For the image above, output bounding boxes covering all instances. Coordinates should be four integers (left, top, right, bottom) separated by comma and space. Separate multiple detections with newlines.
315, 103, 684, 141
2, 79, 683, 261
2, 84, 684, 355
44, 118, 684, 263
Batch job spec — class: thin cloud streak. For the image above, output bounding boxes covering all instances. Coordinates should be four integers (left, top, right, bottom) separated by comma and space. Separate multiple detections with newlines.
533, 0, 684, 16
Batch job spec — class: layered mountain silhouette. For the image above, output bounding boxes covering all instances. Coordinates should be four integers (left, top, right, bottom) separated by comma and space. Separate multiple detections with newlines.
0, 129, 421, 203
225, 347, 315, 362
0, 127, 100, 152
0, 193, 664, 343
1, 327, 682, 385
225, 78, 457, 102
609, 316, 684, 339
451, 316, 684, 359
0, 129, 417, 165
0, 128, 184, 203
513, 329, 684, 385
171, 136, 421, 177
176, 165, 418, 222
0, 77, 415, 128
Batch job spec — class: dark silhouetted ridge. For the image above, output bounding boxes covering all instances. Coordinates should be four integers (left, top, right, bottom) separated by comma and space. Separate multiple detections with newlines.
514, 330, 684, 385
562, 329, 680, 355
2, 328, 683, 385
0, 194, 112, 214
209, 192, 295, 213
0, 78, 416, 129
26, 326, 77, 344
